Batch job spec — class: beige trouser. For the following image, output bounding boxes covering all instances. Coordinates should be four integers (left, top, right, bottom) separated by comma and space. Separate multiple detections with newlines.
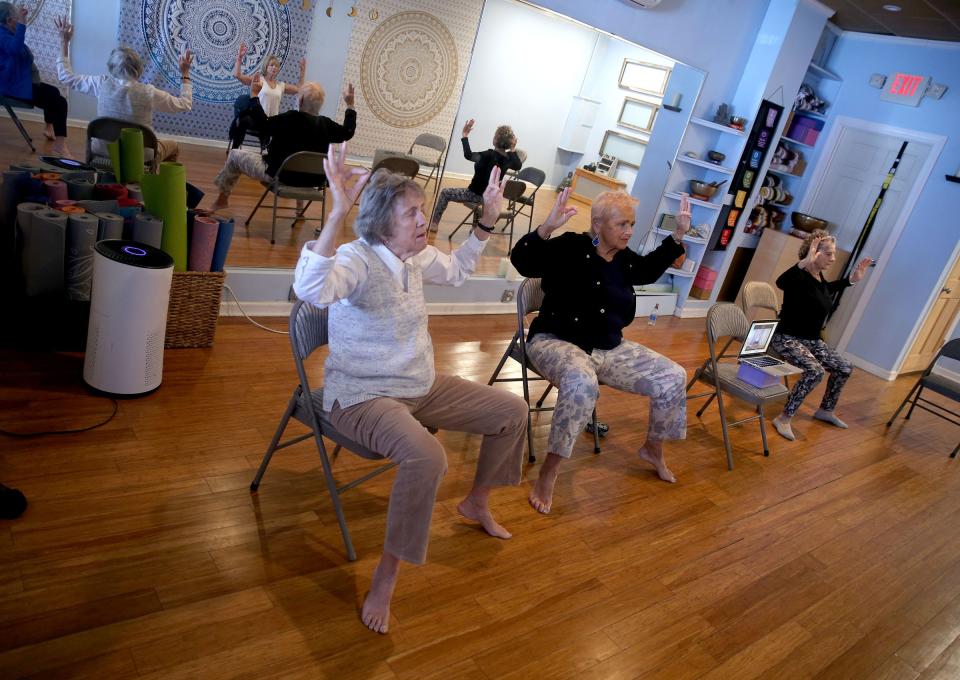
327, 375, 528, 565
156, 138, 179, 163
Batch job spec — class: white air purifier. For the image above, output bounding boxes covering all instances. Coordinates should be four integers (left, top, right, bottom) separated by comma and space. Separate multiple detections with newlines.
84, 240, 174, 396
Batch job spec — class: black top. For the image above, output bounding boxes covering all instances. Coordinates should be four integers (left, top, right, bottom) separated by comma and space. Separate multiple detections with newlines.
775, 264, 851, 340
511, 230, 683, 353
264, 109, 357, 185
462, 137, 522, 195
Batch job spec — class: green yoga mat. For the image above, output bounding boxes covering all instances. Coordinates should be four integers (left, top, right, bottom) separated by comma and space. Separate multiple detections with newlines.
120, 128, 144, 184
142, 162, 187, 271
107, 140, 122, 183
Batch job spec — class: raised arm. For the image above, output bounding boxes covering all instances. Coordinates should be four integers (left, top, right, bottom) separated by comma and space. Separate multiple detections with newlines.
282, 57, 306, 95
54, 16, 103, 95
234, 43, 253, 87
151, 49, 192, 113
324, 84, 357, 143
460, 118, 480, 162
510, 188, 578, 277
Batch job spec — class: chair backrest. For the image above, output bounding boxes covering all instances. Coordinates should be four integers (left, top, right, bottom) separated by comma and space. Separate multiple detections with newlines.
516, 166, 546, 190
515, 149, 528, 165
931, 337, 960, 374
374, 156, 419, 178
85, 117, 160, 168
516, 277, 544, 324
740, 280, 780, 319
274, 151, 327, 188
706, 303, 750, 364
504, 179, 526, 202
288, 299, 328, 395
409, 132, 446, 154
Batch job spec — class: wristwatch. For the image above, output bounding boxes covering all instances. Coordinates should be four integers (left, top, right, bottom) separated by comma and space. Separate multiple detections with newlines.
475, 222, 495, 233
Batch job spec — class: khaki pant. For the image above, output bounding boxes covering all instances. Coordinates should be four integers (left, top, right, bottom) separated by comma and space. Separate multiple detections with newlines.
327, 375, 527, 565
214, 148, 270, 196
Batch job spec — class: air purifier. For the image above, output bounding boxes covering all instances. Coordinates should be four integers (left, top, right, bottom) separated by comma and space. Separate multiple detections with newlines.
83, 240, 174, 396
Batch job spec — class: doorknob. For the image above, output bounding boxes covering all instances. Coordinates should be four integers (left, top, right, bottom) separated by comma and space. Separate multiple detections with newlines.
943, 287, 954, 294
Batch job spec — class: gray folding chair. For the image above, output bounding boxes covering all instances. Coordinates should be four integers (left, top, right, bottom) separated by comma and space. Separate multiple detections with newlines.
513, 167, 546, 235
0, 95, 35, 152
487, 277, 602, 463
249, 300, 397, 561
448, 179, 526, 254
407, 132, 445, 195
85, 117, 160, 173
740, 280, 791, 387
245, 151, 327, 245
686, 302, 790, 470
373, 156, 419, 178
887, 337, 960, 458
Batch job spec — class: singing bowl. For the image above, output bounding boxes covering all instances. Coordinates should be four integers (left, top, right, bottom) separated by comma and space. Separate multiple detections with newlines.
791, 212, 828, 233
689, 180, 718, 198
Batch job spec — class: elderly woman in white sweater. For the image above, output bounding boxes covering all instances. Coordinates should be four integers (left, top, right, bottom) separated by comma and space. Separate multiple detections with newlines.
55, 16, 192, 162
293, 143, 527, 635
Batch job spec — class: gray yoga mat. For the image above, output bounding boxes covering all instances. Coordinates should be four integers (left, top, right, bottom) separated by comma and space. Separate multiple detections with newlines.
61, 170, 98, 183
77, 199, 119, 213
15, 202, 47, 254
21, 209, 67, 296
131, 213, 163, 249
9, 161, 45, 174
65, 212, 99, 301
65, 177, 95, 201
94, 212, 124, 241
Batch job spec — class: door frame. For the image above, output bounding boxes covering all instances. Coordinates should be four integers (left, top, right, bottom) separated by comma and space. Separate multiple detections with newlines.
798, 115, 947, 360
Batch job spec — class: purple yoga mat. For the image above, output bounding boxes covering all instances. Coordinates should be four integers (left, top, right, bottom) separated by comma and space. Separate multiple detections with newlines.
188, 215, 219, 272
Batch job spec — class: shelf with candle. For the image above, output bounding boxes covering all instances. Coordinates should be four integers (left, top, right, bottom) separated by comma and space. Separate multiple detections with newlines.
663, 92, 683, 113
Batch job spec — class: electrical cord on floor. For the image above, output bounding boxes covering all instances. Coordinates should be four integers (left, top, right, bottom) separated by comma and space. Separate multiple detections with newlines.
0, 398, 118, 437
222, 284, 289, 335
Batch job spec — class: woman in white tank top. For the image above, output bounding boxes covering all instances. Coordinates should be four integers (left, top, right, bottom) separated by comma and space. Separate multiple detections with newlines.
229, 43, 305, 148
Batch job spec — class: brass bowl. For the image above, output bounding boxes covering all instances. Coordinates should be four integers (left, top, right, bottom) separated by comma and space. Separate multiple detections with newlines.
689, 180, 718, 199
707, 150, 726, 163
791, 212, 828, 233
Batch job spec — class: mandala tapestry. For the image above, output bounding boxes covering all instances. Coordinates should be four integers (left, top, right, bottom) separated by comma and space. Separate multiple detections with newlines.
117, 0, 315, 140
23, 0, 72, 95
337, 1, 483, 159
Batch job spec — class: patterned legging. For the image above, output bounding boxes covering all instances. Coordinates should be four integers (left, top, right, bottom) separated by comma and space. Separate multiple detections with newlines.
430, 187, 482, 225
525, 333, 687, 458
769, 333, 853, 417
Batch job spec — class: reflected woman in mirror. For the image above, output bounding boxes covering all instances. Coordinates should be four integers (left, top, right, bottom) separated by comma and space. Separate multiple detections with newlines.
228, 42, 306, 150
770, 230, 872, 441
293, 144, 528, 634
428, 118, 522, 232
511, 190, 692, 514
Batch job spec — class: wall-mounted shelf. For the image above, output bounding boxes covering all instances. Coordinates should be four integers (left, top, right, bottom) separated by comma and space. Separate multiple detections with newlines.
690, 117, 746, 136
666, 267, 695, 278
676, 155, 735, 175
947, 175, 960, 184
654, 227, 708, 245
664, 192, 722, 210
781, 136, 815, 149
792, 109, 826, 120
807, 62, 842, 81
767, 167, 802, 178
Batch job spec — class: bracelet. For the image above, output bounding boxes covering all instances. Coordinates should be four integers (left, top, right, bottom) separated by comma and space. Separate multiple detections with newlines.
475, 222, 495, 233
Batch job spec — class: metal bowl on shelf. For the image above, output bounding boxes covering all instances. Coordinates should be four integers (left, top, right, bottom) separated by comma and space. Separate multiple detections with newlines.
707, 150, 726, 163
790, 212, 829, 233
689, 180, 718, 199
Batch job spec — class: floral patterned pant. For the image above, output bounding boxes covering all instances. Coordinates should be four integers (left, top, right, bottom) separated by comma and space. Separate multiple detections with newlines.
525, 333, 687, 458
769, 333, 853, 417
430, 187, 482, 225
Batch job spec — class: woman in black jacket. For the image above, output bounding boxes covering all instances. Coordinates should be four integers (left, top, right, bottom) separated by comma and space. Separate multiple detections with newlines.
770, 230, 872, 441
511, 189, 691, 513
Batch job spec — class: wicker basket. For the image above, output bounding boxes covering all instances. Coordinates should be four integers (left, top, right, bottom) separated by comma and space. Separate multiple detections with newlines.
164, 271, 226, 348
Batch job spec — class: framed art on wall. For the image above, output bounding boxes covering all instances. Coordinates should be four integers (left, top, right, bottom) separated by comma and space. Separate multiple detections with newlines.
618, 59, 671, 97
600, 130, 648, 168
618, 97, 660, 133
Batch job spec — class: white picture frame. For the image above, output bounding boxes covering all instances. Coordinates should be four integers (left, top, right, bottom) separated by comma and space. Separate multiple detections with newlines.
618, 59, 672, 97
618, 97, 660, 133
600, 130, 648, 169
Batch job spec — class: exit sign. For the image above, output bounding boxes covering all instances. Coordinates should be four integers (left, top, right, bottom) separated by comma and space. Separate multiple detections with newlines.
879, 72, 931, 106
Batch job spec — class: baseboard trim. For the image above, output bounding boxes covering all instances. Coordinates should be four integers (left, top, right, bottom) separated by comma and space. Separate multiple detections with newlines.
847, 354, 898, 381
220, 300, 516, 317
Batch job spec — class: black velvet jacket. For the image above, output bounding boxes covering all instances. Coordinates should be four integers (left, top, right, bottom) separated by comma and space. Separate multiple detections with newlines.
775, 264, 851, 340
510, 230, 683, 353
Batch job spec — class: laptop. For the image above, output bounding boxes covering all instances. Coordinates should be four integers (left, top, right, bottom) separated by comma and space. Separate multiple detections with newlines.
738, 320, 802, 377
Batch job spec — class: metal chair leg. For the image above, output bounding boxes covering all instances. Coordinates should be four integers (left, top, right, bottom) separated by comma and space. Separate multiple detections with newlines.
250, 392, 298, 491
245, 186, 271, 226
952, 442, 959, 459
270, 192, 279, 244
758, 405, 770, 457
311, 428, 358, 562
697, 392, 716, 418
487, 332, 518, 385
448, 205, 477, 242
887, 379, 922, 426
4, 104, 35, 153
905, 386, 924, 420
591, 408, 600, 454
714, 389, 734, 470
535, 384, 552, 408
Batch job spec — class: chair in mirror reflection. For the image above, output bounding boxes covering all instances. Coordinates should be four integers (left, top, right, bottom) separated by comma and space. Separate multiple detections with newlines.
447, 179, 526, 255
245, 151, 327, 245
407, 132, 446, 198
513, 166, 546, 234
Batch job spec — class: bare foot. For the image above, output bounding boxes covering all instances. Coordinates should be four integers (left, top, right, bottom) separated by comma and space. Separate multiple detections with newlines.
457, 497, 511, 539
638, 446, 676, 483
44, 124, 55, 141
51, 143, 73, 159
361, 557, 398, 634
528, 460, 559, 514
211, 195, 229, 211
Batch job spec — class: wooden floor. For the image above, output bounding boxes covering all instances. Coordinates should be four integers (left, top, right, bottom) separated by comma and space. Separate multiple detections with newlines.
0, 119, 591, 274
1, 310, 959, 679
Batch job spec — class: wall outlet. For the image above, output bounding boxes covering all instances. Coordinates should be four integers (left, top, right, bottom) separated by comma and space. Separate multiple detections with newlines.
501, 289, 515, 303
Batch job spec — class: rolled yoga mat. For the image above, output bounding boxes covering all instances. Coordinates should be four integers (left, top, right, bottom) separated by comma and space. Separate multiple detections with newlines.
20, 208, 67, 296
3, 169, 30, 228
54, 199, 77, 210
65, 176, 95, 200
61, 170, 98, 183
60, 205, 86, 216
94, 212, 124, 241
132, 213, 164, 249
78, 199, 118, 213
209, 214, 235, 272
33, 172, 61, 182
44, 180, 68, 202
65, 212, 99, 301
189, 215, 219, 272
93, 184, 128, 201
142, 161, 188, 271
9, 161, 45, 174
125, 183, 143, 201
15, 201, 48, 231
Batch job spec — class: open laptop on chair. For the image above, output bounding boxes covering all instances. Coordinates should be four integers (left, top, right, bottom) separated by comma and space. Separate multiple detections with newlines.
738, 320, 803, 377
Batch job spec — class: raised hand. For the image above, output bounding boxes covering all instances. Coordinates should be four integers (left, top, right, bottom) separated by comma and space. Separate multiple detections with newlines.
537, 188, 578, 239
343, 83, 355, 107
462, 118, 475, 137
675, 192, 692, 239
478, 165, 508, 229
237, 43, 247, 60
179, 49, 193, 77
16, 5, 27, 23
850, 256, 872, 283
55, 15, 73, 43
323, 143, 370, 218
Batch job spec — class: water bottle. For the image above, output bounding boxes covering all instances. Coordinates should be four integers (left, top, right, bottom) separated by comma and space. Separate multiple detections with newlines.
648, 303, 659, 326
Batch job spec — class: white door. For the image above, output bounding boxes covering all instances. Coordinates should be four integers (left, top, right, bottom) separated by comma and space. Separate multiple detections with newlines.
800, 124, 934, 349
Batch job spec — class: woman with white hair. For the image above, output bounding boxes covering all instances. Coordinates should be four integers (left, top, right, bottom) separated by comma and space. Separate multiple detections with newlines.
510, 190, 692, 514
293, 143, 528, 634
228, 42, 305, 149
55, 16, 192, 162
0, 2, 71, 156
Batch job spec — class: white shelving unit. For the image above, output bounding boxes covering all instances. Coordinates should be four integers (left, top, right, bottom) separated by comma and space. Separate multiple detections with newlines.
676, 155, 736, 175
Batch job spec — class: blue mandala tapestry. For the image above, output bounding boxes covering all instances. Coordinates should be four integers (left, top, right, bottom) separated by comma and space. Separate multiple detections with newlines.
117, 0, 315, 141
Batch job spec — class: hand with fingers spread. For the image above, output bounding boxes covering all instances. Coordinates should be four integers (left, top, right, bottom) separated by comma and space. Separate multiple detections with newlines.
537, 188, 578, 239
343, 83, 355, 108
179, 49, 193, 78
477, 165, 508, 235
850, 256, 872, 283
800, 234, 825, 270
55, 15, 73, 45
462, 118, 475, 138
674, 192, 692, 242
324, 142, 371, 219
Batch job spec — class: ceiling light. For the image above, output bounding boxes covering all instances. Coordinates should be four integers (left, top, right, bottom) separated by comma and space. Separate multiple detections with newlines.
882, 4, 902, 11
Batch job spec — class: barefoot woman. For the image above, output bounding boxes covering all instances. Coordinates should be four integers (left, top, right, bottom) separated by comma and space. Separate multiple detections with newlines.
293, 145, 527, 633
510, 190, 691, 513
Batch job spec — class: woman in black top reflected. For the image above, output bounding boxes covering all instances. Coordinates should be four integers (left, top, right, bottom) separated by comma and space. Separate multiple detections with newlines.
770, 230, 872, 441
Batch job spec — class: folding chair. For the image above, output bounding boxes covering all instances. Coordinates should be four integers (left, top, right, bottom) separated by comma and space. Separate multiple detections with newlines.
513, 167, 546, 234
407, 132, 445, 196
244, 151, 327, 245
227, 94, 269, 153
85, 117, 161, 173
374, 156, 419, 178
740, 280, 791, 387
249, 300, 397, 561
686, 302, 790, 469
448, 179, 526, 254
887, 337, 960, 458
0, 95, 35, 152
488, 277, 602, 463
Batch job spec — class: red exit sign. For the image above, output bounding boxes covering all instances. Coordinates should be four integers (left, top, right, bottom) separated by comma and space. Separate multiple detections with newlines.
880, 72, 930, 106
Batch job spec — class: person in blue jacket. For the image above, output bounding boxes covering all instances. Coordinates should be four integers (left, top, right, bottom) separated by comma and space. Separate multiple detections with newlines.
0, 2, 71, 156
